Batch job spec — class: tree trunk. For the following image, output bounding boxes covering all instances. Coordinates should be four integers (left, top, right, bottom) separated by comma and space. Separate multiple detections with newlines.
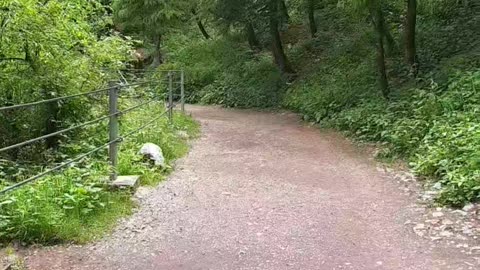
151, 35, 163, 68
279, 0, 290, 25
384, 24, 396, 55
246, 23, 260, 51
192, 9, 211, 40
307, 0, 317, 38
405, 0, 418, 75
269, 1, 295, 76
373, 7, 389, 98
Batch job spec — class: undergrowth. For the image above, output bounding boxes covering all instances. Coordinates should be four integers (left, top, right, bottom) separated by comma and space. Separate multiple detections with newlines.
165, 2, 479, 206
0, 102, 199, 244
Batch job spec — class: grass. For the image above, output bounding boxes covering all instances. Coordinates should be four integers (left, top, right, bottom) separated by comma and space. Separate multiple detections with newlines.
0, 101, 199, 245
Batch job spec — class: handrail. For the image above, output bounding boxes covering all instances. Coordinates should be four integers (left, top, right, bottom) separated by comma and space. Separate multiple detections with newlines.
0, 81, 154, 112
0, 70, 185, 195
0, 99, 160, 153
0, 138, 120, 195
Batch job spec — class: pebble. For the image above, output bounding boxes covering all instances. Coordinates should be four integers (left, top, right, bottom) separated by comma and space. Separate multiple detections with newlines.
440, 231, 454, 237
452, 210, 467, 216
463, 204, 475, 212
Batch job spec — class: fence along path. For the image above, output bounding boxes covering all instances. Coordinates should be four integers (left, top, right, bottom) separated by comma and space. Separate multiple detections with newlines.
0, 70, 186, 195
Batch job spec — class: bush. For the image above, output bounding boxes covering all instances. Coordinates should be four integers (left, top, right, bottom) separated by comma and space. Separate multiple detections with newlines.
317, 70, 480, 206
0, 101, 199, 244
165, 36, 285, 108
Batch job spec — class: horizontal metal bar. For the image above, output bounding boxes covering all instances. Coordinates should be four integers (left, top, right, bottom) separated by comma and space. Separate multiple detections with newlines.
121, 109, 169, 139
0, 81, 155, 112
117, 81, 155, 89
0, 114, 112, 153
0, 88, 110, 112
119, 99, 156, 115
0, 99, 163, 153
121, 69, 183, 72
0, 138, 120, 195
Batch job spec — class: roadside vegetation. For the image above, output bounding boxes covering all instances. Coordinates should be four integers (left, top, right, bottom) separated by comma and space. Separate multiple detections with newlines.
0, 0, 478, 246
0, 0, 198, 245
109, 0, 479, 206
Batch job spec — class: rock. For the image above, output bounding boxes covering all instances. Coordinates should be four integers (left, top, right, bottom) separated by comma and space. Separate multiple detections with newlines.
427, 219, 441, 225
440, 231, 453, 237
414, 224, 426, 230
432, 212, 444, 218
176, 130, 189, 139
432, 182, 442, 190
470, 246, 480, 251
452, 210, 468, 216
463, 204, 475, 212
442, 219, 454, 226
139, 143, 165, 167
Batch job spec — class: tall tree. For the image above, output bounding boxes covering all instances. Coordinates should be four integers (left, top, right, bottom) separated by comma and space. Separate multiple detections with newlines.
1, 0, 130, 152
246, 22, 261, 51
349, 0, 389, 97
112, 0, 184, 67
214, 0, 261, 51
268, 0, 296, 75
279, 0, 290, 24
372, 6, 389, 97
307, 0, 317, 38
405, 0, 417, 75
191, 8, 211, 40
190, 1, 214, 40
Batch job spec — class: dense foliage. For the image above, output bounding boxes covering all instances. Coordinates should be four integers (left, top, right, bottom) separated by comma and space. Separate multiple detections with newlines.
0, 103, 198, 243
1, 0, 479, 245
0, 0, 130, 159
136, 0, 478, 206
0, 0, 199, 244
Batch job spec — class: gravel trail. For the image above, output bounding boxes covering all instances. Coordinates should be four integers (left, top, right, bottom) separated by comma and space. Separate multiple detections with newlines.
24, 106, 477, 270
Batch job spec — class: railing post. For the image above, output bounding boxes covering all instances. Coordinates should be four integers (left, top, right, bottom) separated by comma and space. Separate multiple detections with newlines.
180, 70, 185, 113
168, 72, 174, 123
108, 85, 119, 182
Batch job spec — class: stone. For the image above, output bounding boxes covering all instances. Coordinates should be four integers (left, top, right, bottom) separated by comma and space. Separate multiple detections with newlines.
463, 204, 475, 212
111, 175, 140, 189
139, 143, 165, 167
432, 182, 442, 190
427, 219, 440, 225
414, 224, 426, 230
452, 210, 468, 216
432, 212, 444, 218
176, 130, 189, 139
442, 219, 454, 226
440, 231, 454, 237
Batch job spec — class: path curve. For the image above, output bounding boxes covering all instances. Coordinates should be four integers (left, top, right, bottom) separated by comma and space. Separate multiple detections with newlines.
25, 106, 475, 269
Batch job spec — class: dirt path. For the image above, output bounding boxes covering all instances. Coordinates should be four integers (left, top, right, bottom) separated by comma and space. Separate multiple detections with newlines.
24, 106, 477, 269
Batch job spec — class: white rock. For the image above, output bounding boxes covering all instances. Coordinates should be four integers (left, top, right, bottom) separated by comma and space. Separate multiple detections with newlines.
432, 212, 444, 218
463, 204, 475, 212
440, 231, 453, 237
442, 219, 454, 225
139, 143, 165, 167
432, 182, 442, 190
452, 210, 468, 216
176, 130, 189, 139
414, 224, 426, 230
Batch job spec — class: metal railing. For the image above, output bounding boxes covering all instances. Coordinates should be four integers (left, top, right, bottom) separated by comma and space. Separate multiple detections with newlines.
0, 70, 186, 195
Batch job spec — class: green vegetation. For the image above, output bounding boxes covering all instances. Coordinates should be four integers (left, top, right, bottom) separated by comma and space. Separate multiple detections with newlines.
1, 0, 478, 246
0, 103, 198, 244
0, 0, 199, 245
109, 0, 478, 206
